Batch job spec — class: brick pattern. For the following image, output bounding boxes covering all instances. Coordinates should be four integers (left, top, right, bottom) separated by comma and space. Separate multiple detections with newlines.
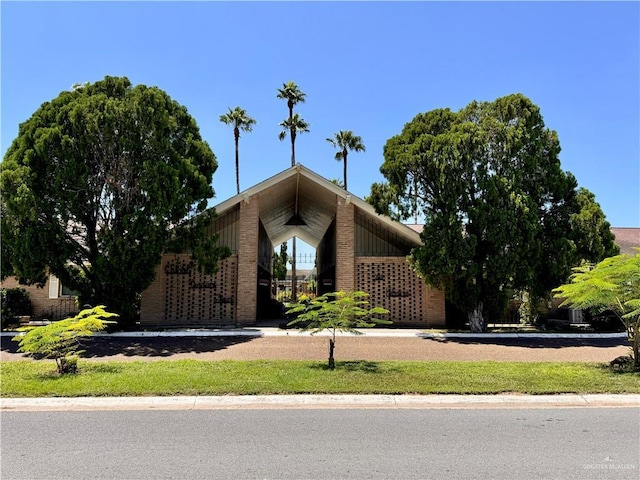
163, 256, 237, 324
139, 259, 166, 323
425, 285, 446, 327
355, 257, 445, 327
140, 254, 237, 326
236, 196, 259, 324
335, 198, 355, 292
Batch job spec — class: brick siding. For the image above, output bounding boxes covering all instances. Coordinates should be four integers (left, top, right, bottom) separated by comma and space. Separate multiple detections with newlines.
355, 257, 445, 327
335, 198, 355, 292
236, 195, 259, 324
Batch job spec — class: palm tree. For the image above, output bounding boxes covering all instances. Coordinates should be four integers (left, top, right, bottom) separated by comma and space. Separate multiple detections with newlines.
219, 107, 256, 194
326, 130, 365, 191
277, 82, 306, 166
277, 82, 307, 303
278, 114, 310, 164
277, 113, 309, 303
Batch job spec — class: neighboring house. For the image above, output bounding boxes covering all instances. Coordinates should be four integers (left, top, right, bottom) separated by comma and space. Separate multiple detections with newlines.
1, 274, 78, 321
275, 268, 315, 297
610, 227, 640, 255
139, 164, 446, 328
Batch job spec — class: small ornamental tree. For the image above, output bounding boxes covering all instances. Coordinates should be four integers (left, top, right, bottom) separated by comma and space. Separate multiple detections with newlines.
554, 251, 640, 371
286, 291, 391, 369
13, 305, 117, 374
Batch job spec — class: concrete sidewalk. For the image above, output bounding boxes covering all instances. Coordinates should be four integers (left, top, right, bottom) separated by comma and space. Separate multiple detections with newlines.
2, 394, 639, 411
105, 328, 629, 339
3, 328, 625, 339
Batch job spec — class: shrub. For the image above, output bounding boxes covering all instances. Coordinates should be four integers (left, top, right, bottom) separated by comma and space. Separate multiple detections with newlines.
12, 305, 117, 374
1, 288, 32, 329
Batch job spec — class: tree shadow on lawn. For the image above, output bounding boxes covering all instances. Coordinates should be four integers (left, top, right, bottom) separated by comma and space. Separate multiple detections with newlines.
307, 360, 401, 373
1, 336, 257, 359
425, 337, 628, 349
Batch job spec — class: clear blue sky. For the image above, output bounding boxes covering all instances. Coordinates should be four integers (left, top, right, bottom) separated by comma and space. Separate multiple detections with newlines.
2, 2, 639, 244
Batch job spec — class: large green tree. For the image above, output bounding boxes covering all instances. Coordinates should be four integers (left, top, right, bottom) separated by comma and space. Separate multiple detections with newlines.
1, 76, 228, 327
219, 106, 256, 194
369, 93, 618, 332
326, 130, 365, 191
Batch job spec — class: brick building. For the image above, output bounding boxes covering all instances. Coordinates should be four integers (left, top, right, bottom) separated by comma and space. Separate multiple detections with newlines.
139, 164, 446, 328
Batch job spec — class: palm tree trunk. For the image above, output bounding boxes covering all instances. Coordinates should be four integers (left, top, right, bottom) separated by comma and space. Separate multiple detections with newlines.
290, 130, 296, 167
343, 151, 348, 191
288, 105, 295, 167
234, 133, 240, 194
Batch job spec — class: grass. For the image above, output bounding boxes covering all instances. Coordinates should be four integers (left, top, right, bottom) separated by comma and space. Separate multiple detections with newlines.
1, 359, 638, 397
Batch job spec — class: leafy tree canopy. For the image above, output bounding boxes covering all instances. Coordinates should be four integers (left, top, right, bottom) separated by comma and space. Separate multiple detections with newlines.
369, 93, 618, 331
1, 76, 228, 327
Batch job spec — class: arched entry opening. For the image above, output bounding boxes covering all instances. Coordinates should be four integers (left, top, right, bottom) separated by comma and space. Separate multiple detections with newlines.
252, 167, 340, 321
256, 227, 336, 320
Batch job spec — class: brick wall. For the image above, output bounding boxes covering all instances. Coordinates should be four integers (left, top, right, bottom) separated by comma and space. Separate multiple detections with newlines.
236, 195, 259, 324
139, 254, 238, 326
425, 285, 446, 327
335, 197, 355, 292
355, 257, 445, 327
139, 259, 166, 323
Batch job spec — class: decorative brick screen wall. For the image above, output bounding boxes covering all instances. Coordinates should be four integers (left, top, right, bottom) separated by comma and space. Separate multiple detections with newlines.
158, 255, 237, 325
355, 257, 429, 326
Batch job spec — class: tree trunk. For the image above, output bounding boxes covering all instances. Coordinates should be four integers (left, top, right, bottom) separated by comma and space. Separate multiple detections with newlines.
631, 317, 640, 372
468, 302, 485, 333
234, 132, 240, 194
328, 338, 335, 369
343, 151, 348, 191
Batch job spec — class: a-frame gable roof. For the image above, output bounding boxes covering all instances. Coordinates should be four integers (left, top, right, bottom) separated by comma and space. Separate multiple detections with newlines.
213, 164, 422, 248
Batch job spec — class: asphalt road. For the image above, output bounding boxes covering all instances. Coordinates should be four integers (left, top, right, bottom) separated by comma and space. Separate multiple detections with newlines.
2, 408, 638, 480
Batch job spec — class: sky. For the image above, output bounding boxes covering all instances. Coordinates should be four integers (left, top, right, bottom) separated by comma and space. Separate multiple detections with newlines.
1, 1, 639, 269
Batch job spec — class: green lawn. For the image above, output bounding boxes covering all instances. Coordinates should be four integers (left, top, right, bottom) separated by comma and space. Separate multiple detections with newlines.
1, 359, 638, 397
